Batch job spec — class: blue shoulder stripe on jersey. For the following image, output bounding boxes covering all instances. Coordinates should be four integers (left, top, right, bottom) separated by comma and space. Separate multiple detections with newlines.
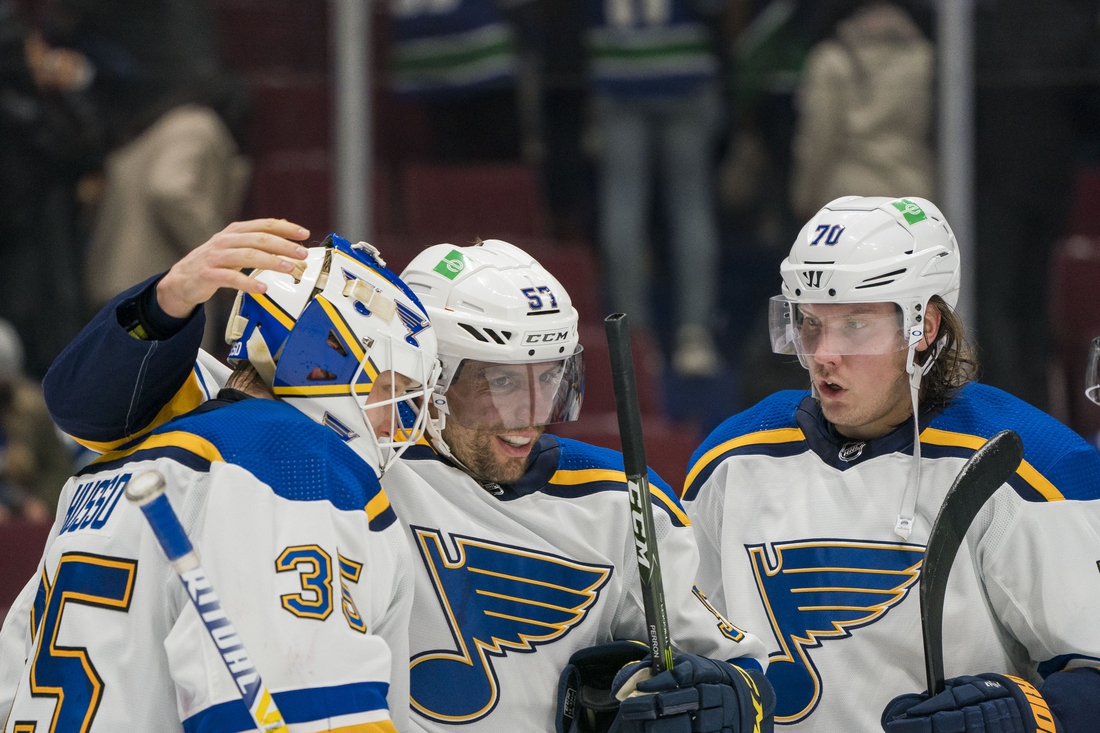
182, 680, 390, 732
682, 391, 808, 502
545, 438, 689, 527
78, 445, 214, 477
926, 383, 1100, 502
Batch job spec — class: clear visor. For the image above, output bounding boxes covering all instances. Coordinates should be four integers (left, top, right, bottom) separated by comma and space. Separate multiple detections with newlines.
436, 349, 585, 430
769, 296, 908, 358
1087, 337, 1100, 405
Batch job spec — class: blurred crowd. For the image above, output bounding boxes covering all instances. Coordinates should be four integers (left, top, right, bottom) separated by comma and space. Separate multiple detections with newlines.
2, 0, 1100, 521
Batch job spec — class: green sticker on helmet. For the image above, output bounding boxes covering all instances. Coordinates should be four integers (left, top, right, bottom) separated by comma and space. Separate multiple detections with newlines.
891, 199, 927, 225
433, 249, 467, 280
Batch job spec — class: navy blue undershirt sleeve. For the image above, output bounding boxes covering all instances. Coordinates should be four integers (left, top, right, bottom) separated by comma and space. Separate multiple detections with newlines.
43, 273, 206, 443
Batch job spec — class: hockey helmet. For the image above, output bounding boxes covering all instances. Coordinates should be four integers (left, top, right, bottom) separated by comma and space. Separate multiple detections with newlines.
400, 240, 584, 434
769, 196, 960, 374
225, 233, 440, 474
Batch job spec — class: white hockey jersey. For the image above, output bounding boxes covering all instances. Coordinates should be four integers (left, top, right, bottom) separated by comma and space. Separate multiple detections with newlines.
36, 323, 770, 732
682, 384, 1100, 732
387, 439, 768, 732
0, 396, 412, 733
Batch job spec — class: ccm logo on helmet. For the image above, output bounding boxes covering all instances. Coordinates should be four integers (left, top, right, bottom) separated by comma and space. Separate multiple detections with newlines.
524, 330, 571, 345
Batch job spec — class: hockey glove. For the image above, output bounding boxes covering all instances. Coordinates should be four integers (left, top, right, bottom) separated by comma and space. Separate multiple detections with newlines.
610, 653, 775, 733
881, 673, 1060, 733
557, 640, 651, 733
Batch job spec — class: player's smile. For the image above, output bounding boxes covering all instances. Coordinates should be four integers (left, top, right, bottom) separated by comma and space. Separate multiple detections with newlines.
496, 430, 536, 457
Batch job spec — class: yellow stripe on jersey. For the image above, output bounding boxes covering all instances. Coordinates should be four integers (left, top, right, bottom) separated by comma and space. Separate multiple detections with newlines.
920, 427, 1064, 501
365, 488, 391, 522
92, 430, 224, 467
549, 468, 691, 527
75, 371, 207, 453
683, 427, 806, 497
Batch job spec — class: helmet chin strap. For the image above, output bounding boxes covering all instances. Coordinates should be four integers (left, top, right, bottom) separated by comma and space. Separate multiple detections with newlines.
895, 335, 944, 540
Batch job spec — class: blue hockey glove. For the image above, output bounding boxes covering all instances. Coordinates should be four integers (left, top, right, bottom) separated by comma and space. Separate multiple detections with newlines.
881, 673, 1060, 733
556, 640, 651, 733
610, 653, 775, 733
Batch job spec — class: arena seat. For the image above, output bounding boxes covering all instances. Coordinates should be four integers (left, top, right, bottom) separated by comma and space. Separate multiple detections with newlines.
214, 0, 329, 75
401, 163, 550, 242
249, 151, 397, 240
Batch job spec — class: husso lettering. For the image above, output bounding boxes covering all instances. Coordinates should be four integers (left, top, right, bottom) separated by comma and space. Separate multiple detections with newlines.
59, 473, 131, 534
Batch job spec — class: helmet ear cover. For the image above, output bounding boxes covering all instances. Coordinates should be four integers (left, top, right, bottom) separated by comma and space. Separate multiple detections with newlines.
226, 234, 440, 473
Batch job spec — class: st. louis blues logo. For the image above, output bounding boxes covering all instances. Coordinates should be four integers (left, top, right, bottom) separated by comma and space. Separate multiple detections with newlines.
410, 527, 613, 723
748, 539, 923, 724
396, 301, 430, 347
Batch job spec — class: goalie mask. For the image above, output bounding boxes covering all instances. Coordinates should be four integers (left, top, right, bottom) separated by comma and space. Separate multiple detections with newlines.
225, 233, 440, 475
400, 240, 583, 453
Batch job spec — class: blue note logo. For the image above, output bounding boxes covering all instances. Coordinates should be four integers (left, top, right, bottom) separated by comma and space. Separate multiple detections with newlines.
396, 301, 430, 347
410, 527, 613, 723
747, 539, 923, 724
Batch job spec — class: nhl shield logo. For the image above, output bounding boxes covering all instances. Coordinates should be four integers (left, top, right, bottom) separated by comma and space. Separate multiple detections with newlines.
838, 441, 865, 462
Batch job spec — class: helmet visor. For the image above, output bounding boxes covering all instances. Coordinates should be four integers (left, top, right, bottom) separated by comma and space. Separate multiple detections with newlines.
769, 296, 908, 357
1087, 337, 1100, 406
438, 349, 585, 430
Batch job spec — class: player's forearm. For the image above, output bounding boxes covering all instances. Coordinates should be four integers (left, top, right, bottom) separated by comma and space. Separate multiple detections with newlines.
43, 274, 205, 443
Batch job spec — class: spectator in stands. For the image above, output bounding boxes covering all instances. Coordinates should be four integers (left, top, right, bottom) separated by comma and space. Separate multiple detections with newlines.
789, 0, 934, 222
37, 0, 250, 319
0, 319, 73, 524
389, 0, 539, 162
587, 0, 727, 377
0, 0, 100, 376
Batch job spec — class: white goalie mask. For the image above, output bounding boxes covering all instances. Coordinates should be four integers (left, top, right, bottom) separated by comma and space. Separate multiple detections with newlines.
769, 196, 962, 540
400, 240, 583, 457
224, 233, 440, 475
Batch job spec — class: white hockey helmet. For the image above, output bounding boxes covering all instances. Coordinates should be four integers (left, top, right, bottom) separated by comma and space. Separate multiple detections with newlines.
400, 240, 584, 435
225, 233, 440, 474
770, 196, 962, 541
769, 196, 960, 373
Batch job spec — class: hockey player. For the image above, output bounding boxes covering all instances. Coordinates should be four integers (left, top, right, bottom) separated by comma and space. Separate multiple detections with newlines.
682, 196, 1100, 732
24, 228, 775, 732
0, 232, 439, 731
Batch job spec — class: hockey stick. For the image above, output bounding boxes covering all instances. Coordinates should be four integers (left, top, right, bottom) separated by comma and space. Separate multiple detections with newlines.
920, 429, 1024, 696
125, 470, 290, 733
605, 313, 674, 675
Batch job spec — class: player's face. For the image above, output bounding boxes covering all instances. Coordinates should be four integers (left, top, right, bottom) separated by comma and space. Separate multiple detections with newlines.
440, 361, 563, 484
364, 370, 413, 440
803, 302, 912, 440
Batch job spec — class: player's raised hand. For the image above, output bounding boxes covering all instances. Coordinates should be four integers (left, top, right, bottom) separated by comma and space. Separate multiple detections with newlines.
156, 219, 311, 318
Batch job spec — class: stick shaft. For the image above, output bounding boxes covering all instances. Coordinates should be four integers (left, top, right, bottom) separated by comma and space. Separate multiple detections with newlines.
127, 471, 290, 732
605, 314, 674, 674
920, 430, 1023, 695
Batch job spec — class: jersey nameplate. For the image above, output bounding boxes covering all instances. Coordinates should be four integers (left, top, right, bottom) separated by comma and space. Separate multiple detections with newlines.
59, 473, 132, 535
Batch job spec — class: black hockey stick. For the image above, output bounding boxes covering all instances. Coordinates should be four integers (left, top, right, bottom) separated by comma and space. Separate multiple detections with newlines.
921, 429, 1024, 695
605, 313, 674, 674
